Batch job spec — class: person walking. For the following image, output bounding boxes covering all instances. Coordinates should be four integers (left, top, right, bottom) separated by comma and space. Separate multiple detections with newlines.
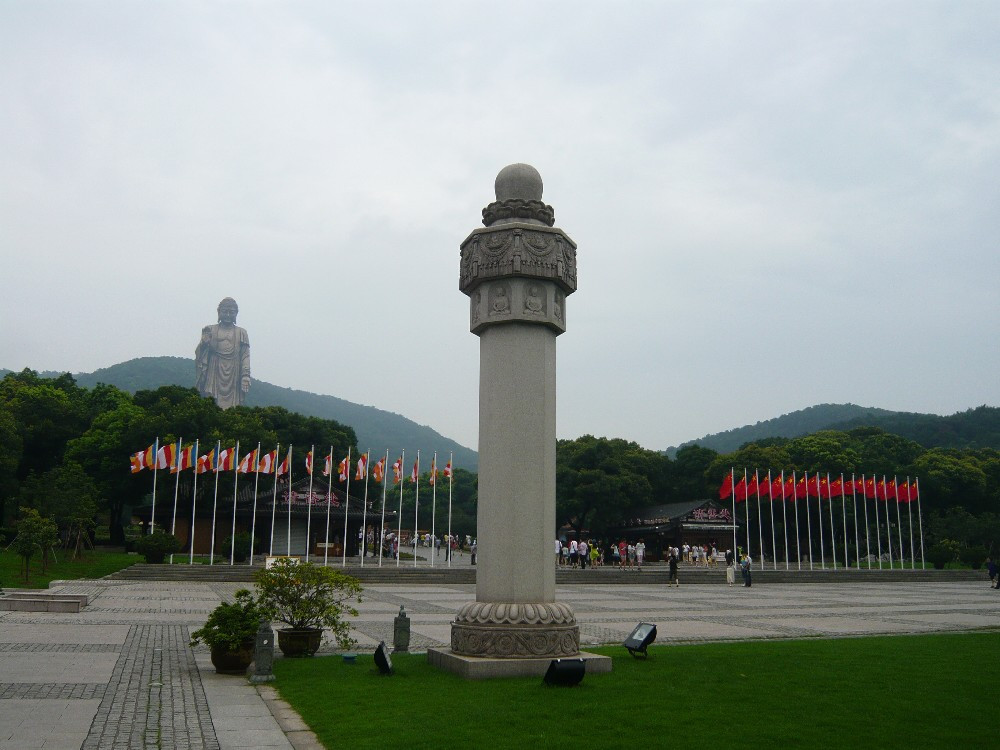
578, 539, 589, 570
668, 552, 679, 587
635, 539, 646, 571
987, 556, 998, 589
725, 548, 735, 586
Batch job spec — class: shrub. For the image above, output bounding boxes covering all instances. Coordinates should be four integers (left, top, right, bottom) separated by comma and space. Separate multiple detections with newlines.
254, 559, 362, 649
959, 544, 987, 570
927, 542, 957, 570
190, 590, 262, 651
134, 531, 181, 563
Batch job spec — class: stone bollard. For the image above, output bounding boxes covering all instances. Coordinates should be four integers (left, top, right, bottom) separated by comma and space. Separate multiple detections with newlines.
249, 619, 275, 683
393, 605, 410, 652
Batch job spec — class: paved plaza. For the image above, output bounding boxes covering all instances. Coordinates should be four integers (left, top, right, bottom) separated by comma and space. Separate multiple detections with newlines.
2, 577, 998, 748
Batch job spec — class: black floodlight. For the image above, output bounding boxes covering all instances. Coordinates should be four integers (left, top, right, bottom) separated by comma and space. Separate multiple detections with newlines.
624, 622, 657, 658
374, 641, 394, 675
542, 658, 585, 687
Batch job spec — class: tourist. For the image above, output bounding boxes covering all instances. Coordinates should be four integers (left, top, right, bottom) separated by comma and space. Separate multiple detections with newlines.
555, 538, 562, 567
741, 553, 753, 587
668, 552, 679, 587
987, 556, 998, 589
569, 538, 579, 568
612, 543, 620, 567
725, 549, 735, 586
578, 539, 589, 569
590, 541, 600, 568
635, 539, 646, 571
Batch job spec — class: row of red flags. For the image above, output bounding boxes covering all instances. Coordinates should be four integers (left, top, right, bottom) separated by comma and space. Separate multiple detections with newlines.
718, 471, 919, 503
129, 442, 452, 485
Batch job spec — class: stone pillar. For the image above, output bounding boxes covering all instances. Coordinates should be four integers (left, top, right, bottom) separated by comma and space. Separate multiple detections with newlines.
451, 163, 580, 659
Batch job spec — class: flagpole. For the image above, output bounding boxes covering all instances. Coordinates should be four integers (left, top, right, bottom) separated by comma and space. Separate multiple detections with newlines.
209, 440, 221, 564
286, 446, 294, 556
447, 452, 454, 569
767, 470, 776, 570
840, 473, 848, 568
249, 442, 261, 566
229, 440, 240, 566
894, 475, 904, 568
305, 445, 315, 563
730, 467, 737, 559
861, 474, 871, 569
149, 437, 160, 534
793, 471, 801, 570
269, 444, 280, 557
804, 471, 813, 570
780, 470, 789, 570
379, 450, 389, 567
431, 452, 438, 568
341, 448, 352, 568
169, 438, 182, 565
324, 446, 334, 567
872, 475, 882, 570
883, 475, 893, 568
817, 472, 826, 570
915, 476, 926, 569
852, 473, 861, 569
189, 439, 200, 565
396, 451, 405, 568
413, 450, 420, 569
826, 472, 836, 570
754, 469, 764, 569
360, 451, 370, 568
907, 475, 915, 569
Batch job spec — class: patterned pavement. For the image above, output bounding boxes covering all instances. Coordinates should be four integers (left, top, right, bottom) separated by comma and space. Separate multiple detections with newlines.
1, 577, 997, 749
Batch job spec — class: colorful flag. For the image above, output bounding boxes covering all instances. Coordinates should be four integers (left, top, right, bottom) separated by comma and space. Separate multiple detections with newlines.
443, 460, 452, 479
155, 442, 176, 471
718, 474, 733, 499
217, 446, 236, 472
305, 451, 314, 476
258, 449, 277, 474
238, 449, 258, 474
429, 457, 437, 486
197, 449, 217, 474
129, 450, 146, 474
372, 457, 385, 483
172, 445, 194, 474
410, 459, 419, 483
338, 456, 349, 482
143, 444, 155, 470
355, 454, 368, 481
277, 449, 291, 476
322, 453, 333, 477
392, 457, 403, 484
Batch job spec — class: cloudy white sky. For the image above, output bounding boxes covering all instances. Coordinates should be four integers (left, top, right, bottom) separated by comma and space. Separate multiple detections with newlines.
2, 1, 998, 453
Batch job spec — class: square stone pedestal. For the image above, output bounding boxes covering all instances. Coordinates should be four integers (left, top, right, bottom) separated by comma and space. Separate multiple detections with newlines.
427, 648, 612, 680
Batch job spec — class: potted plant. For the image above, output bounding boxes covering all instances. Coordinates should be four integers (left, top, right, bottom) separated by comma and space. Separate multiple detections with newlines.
254, 558, 362, 657
190, 589, 261, 674
134, 530, 181, 564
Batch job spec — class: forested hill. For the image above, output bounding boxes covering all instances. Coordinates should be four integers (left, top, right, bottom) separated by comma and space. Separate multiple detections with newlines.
2, 357, 479, 470
665, 403, 1000, 456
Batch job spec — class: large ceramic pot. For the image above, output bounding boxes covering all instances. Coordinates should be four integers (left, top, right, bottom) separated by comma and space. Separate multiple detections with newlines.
210, 641, 255, 674
277, 628, 323, 657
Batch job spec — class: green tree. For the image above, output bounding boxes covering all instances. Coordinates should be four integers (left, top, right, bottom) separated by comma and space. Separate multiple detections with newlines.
669, 445, 718, 501
11, 506, 59, 580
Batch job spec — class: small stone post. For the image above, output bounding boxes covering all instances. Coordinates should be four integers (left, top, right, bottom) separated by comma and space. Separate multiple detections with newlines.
393, 605, 411, 652
249, 619, 275, 683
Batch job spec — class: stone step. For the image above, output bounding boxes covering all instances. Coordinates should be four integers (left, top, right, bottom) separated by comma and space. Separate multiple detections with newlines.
0, 596, 83, 613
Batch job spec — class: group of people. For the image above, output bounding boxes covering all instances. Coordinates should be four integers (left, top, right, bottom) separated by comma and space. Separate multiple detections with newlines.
555, 539, 648, 570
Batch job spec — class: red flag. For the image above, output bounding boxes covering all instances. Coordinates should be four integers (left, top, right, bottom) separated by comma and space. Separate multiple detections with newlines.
830, 477, 844, 496
258, 450, 277, 474
796, 477, 807, 499
305, 451, 314, 476
355, 454, 368, 481
819, 476, 830, 499
887, 479, 898, 500
897, 481, 910, 502
392, 457, 403, 484
718, 474, 733, 499
747, 474, 758, 495
758, 474, 771, 497
171, 445, 194, 474
734, 477, 747, 502
807, 475, 819, 497
843, 478, 855, 494
771, 476, 782, 498
238, 449, 258, 474
785, 476, 796, 500
372, 457, 385, 483
864, 476, 876, 498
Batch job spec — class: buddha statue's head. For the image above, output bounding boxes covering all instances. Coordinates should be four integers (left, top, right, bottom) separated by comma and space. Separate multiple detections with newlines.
217, 297, 239, 325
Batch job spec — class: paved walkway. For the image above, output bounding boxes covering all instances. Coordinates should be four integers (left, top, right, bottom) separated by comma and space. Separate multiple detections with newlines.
1, 578, 997, 749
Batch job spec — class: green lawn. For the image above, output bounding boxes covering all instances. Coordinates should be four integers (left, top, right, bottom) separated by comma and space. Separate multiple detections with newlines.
0, 547, 137, 588
274, 632, 999, 749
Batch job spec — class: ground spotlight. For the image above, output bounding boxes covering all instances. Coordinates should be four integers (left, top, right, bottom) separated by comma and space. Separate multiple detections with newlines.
624, 622, 656, 658
542, 658, 585, 687
374, 640, 394, 675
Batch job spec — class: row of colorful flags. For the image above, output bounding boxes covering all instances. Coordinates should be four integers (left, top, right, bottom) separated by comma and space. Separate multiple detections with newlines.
129, 441, 453, 484
719, 472, 920, 503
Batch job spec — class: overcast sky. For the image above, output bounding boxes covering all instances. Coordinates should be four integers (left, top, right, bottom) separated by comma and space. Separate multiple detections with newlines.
2, 1, 998, 453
